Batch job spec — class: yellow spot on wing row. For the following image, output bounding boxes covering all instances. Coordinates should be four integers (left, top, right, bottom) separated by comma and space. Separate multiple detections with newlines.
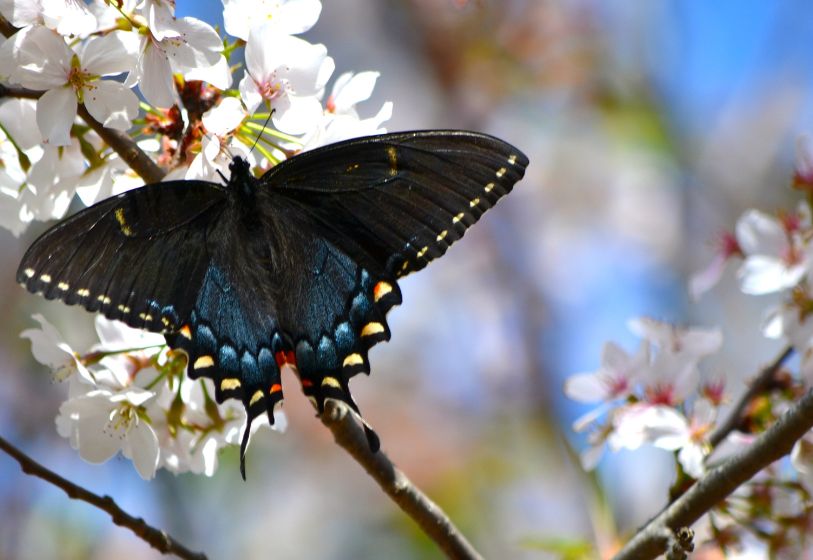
24, 268, 34, 278
57, 282, 69, 291
249, 390, 264, 406
40, 274, 52, 283
221, 377, 241, 391
416, 246, 428, 258
508, 154, 517, 165
321, 376, 341, 389
361, 322, 385, 337
452, 212, 465, 224
469, 198, 480, 208
496, 167, 507, 178
194, 355, 215, 369
77, 288, 90, 297
484, 183, 495, 193
343, 353, 364, 367
436, 230, 448, 242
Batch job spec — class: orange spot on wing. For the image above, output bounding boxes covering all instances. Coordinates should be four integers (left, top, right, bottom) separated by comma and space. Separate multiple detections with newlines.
301, 379, 313, 388
269, 383, 282, 394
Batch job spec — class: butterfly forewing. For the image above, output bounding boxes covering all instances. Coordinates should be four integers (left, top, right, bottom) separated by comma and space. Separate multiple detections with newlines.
265, 130, 528, 277
17, 180, 227, 331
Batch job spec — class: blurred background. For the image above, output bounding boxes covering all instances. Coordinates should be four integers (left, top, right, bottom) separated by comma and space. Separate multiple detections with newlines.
4, 0, 813, 558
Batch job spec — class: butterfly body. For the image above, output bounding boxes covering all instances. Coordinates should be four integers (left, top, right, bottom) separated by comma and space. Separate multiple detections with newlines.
18, 130, 528, 474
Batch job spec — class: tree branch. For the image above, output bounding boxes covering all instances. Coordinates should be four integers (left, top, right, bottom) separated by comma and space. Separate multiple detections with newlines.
613, 385, 813, 560
0, 435, 206, 560
320, 400, 484, 560
0, 14, 164, 184
709, 345, 794, 447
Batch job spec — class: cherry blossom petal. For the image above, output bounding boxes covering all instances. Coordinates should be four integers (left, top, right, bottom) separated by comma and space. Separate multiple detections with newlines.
19, 314, 89, 381
143, 0, 177, 41
738, 256, 805, 295
331, 71, 379, 114
0, 0, 43, 27
122, 420, 160, 480
93, 316, 165, 352
273, 94, 322, 134
137, 39, 177, 107
677, 444, 706, 478
689, 252, 729, 300
0, 98, 41, 149
564, 372, 611, 402
13, 25, 71, 89
238, 75, 263, 114
79, 31, 137, 76
163, 17, 223, 71
580, 441, 605, 470
62, 393, 122, 463
736, 209, 787, 256
184, 55, 233, 90
202, 97, 246, 135
83, 80, 138, 131
36, 86, 77, 145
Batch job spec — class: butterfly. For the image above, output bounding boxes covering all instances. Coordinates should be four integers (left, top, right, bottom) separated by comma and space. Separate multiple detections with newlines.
17, 130, 528, 477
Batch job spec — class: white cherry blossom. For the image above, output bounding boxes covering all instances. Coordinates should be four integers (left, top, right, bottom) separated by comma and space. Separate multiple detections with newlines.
12, 26, 138, 145
128, 17, 224, 108
57, 387, 160, 480
565, 340, 649, 403
19, 139, 84, 221
20, 314, 93, 385
735, 209, 809, 295
628, 317, 722, 405
689, 231, 742, 300
239, 25, 334, 134
186, 97, 251, 181
302, 71, 392, 149
222, 0, 321, 40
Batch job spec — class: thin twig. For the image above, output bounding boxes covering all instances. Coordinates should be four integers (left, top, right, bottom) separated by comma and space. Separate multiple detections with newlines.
0, 15, 164, 184
0, 435, 206, 560
709, 345, 794, 447
320, 400, 485, 560
613, 386, 813, 560
76, 103, 165, 183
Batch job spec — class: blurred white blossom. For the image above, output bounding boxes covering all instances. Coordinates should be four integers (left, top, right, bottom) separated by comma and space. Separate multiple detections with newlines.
222, 0, 322, 40
735, 209, 810, 295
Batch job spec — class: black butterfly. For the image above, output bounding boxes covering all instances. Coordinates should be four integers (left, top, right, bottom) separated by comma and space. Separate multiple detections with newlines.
17, 130, 528, 476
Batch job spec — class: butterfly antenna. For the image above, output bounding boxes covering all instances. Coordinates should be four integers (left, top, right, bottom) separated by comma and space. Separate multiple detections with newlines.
249, 109, 275, 157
